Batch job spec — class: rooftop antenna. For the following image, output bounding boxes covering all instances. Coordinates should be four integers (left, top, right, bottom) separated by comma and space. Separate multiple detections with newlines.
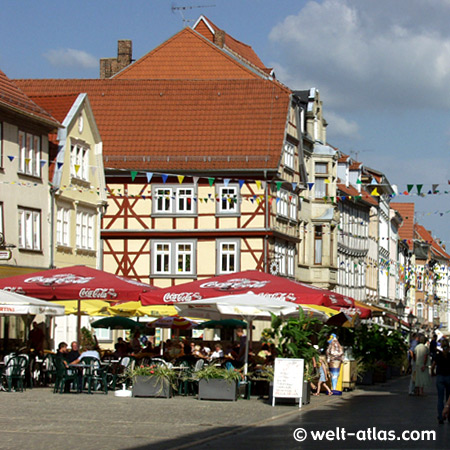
171, 3, 216, 27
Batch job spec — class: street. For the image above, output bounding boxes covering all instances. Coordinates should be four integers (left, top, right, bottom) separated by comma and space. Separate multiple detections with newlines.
0, 376, 448, 450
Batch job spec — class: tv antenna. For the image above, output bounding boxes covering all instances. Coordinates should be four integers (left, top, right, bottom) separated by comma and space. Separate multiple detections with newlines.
171, 3, 216, 26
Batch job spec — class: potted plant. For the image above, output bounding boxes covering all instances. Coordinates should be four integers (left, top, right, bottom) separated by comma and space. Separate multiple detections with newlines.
127, 364, 177, 398
196, 365, 242, 401
269, 309, 320, 404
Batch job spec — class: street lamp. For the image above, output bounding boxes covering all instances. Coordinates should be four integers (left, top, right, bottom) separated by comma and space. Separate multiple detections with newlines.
407, 312, 415, 332
395, 300, 405, 320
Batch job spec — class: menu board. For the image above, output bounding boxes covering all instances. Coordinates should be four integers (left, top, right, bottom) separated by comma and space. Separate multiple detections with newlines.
272, 358, 304, 407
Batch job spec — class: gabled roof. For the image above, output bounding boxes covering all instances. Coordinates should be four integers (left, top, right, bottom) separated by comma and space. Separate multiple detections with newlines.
113, 27, 269, 81
29, 94, 79, 123
337, 181, 377, 206
0, 69, 59, 128
193, 16, 271, 74
16, 78, 291, 173
414, 224, 450, 260
391, 202, 414, 241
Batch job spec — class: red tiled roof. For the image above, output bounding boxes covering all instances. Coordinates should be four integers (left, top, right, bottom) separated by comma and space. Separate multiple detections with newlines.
391, 202, 414, 241
194, 16, 269, 72
114, 27, 266, 81
415, 224, 450, 260
30, 94, 79, 123
16, 78, 290, 172
0, 69, 59, 127
349, 161, 362, 170
338, 153, 349, 163
337, 182, 377, 206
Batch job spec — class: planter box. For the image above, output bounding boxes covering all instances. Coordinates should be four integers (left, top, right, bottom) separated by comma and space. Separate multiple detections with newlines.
132, 376, 172, 398
198, 379, 238, 401
373, 370, 387, 383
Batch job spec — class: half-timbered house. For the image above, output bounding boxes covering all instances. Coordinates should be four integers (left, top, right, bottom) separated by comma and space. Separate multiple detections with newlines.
16, 21, 308, 287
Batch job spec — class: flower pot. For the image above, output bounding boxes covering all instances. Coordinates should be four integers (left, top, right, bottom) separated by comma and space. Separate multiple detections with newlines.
198, 379, 238, 401
132, 376, 172, 398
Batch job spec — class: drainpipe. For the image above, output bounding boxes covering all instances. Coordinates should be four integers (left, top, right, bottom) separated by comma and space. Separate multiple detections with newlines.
49, 186, 57, 269
264, 170, 269, 272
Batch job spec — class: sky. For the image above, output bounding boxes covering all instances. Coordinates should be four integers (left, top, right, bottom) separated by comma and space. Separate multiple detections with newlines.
1, 0, 449, 245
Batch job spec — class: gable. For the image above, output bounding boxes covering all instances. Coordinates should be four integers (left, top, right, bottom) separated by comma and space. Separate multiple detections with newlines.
114, 27, 265, 80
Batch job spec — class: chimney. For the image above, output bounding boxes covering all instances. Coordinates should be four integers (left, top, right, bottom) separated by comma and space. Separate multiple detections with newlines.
117, 40, 132, 67
213, 30, 225, 48
99, 40, 133, 79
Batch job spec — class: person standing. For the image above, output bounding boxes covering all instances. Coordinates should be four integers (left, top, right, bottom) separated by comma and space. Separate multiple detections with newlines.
314, 354, 332, 396
414, 334, 431, 396
431, 338, 450, 424
408, 333, 419, 395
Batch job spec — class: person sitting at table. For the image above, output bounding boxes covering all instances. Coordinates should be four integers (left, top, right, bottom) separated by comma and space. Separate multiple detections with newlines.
56, 342, 69, 366
130, 330, 142, 354
66, 341, 81, 364
210, 343, 224, 360
192, 344, 207, 359
114, 337, 129, 357
70, 345, 100, 365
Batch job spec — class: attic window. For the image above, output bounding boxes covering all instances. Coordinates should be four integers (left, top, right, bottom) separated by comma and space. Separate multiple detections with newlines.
78, 115, 84, 133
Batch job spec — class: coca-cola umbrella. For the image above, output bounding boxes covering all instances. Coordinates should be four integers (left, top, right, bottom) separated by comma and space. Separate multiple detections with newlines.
140, 270, 371, 319
0, 265, 158, 342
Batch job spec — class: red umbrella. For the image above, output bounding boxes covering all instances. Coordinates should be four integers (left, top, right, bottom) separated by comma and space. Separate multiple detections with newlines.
146, 315, 198, 330
0, 265, 159, 341
140, 270, 371, 319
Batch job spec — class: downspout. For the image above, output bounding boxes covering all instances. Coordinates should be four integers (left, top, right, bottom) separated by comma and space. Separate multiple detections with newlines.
377, 203, 381, 304
49, 185, 57, 269
264, 169, 269, 273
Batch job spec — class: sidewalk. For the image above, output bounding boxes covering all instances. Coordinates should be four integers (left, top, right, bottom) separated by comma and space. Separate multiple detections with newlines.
0, 378, 410, 450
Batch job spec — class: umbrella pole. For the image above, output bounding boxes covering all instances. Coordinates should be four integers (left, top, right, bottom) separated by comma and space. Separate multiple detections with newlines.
244, 319, 250, 377
77, 299, 81, 345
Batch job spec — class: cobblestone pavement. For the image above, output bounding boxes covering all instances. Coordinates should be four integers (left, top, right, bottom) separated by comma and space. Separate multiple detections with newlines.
0, 377, 446, 450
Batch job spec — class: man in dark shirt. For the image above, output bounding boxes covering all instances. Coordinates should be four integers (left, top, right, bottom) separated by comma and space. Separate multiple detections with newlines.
66, 341, 80, 363
432, 338, 450, 424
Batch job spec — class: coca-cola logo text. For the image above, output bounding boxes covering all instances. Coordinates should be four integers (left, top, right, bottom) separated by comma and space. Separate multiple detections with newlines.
163, 292, 203, 303
79, 288, 118, 299
25, 274, 94, 286
200, 278, 270, 292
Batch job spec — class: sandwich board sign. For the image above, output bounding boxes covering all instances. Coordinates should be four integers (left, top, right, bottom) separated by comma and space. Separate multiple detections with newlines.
272, 357, 304, 407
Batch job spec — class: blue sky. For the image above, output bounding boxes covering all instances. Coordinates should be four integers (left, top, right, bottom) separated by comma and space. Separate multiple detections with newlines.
2, 0, 449, 245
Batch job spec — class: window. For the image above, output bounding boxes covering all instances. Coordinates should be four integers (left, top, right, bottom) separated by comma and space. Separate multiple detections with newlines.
315, 162, 327, 174
76, 210, 95, 250
289, 194, 298, 221
18, 208, 41, 250
284, 142, 295, 170
93, 327, 112, 342
56, 207, 71, 246
18, 131, 41, 177
177, 188, 194, 213
217, 239, 239, 274
314, 178, 326, 199
152, 185, 197, 216
314, 225, 323, 264
216, 184, 239, 215
151, 240, 196, 276
155, 188, 173, 213
287, 247, 295, 277
276, 189, 289, 218
416, 303, 423, 319
176, 242, 193, 274
70, 143, 90, 181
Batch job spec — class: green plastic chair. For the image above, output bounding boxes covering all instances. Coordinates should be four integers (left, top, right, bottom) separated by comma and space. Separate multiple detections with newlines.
81, 357, 108, 394
53, 357, 79, 394
3, 355, 28, 392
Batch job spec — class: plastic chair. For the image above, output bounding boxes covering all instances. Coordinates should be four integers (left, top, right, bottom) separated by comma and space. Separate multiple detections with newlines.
53, 357, 79, 394
39, 353, 57, 386
3, 355, 28, 392
177, 360, 194, 396
81, 357, 108, 394
107, 356, 134, 391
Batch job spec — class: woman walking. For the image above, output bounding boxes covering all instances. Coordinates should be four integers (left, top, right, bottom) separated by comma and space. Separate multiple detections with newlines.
414, 334, 431, 396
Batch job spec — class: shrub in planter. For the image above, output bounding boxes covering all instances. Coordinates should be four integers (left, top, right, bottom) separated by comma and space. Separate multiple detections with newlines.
196, 365, 242, 401
127, 364, 177, 398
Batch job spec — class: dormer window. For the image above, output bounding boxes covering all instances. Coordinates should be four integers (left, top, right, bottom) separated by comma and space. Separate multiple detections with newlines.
284, 142, 295, 170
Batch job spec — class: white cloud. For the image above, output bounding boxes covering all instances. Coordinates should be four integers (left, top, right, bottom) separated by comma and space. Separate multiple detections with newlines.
269, 0, 450, 111
44, 48, 97, 69
325, 111, 359, 140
